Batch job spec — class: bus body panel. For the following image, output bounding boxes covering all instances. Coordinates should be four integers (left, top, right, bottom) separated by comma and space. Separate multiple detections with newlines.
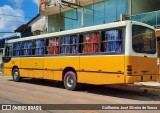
77, 72, 125, 85
125, 56, 158, 83
4, 58, 20, 76
20, 57, 44, 69
125, 56, 157, 75
79, 55, 124, 73
44, 56, 79, 70
20, 57, 44, 78
20, 69, 33, 78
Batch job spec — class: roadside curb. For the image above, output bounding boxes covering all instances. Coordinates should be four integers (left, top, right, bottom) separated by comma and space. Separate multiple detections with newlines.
105, 84, 160, 94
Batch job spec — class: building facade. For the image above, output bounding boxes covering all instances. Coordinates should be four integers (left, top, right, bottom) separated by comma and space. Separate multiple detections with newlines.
39, 0, 160, 33
15, 14, 47, 38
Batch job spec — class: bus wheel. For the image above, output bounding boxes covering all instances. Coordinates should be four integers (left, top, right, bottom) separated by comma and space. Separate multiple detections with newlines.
12, 68, 21, 82
63, 71, 77, 91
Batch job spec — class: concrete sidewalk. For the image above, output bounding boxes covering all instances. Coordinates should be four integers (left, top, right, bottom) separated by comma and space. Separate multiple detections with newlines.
105, 81, 160, 95
135, 81, 160, 87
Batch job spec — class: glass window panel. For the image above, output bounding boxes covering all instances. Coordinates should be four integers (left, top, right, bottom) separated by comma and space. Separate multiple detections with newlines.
64, 10, 73, 30
84, 5, 93, 27
141, 12, 156, 26
116, 0, 128, 20
132, 25, 156, 54
46, 38, 60, 55
70, 35, 79, 54
130, 15, 142, 22
73, 9, 81, 29
94, 2, 105, 25
105, 0, 116, 23
33, 39, 45, 55
101, 29, 123, 53
80, 32, 100, 53
13, 43, 21, 56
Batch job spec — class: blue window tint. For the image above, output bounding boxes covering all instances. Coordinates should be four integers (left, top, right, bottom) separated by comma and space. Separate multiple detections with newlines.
84, 5, 93, 27
64, 10, 73, 30
70, 35, 79, 54
73, 9, 81, 29
60, 35, 79, 54
34, 40, 45, 55
94, 2, 105, 25
105, 30, 121, 52
130, 15, 142, 22
64, 9, 81, 30
116, 0, 128, 20
101, 29, 122, 53
21, 41, 32, 56
63, 0, 129, 29
13, 43, 21, 56
60, 36, 70, 54
105, 0, 116, 23
141, 12, 156, 26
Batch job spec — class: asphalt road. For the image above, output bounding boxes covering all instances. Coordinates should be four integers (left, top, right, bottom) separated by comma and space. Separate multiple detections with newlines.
0, 75, 160, 113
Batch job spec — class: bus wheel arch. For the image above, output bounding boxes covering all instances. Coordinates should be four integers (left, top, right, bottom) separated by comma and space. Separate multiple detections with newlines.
12, 66, 21, 82
62, 67, 78, 90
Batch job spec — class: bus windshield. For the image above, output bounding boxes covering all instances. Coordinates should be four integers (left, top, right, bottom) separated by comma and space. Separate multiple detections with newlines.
132, 25, 156, 54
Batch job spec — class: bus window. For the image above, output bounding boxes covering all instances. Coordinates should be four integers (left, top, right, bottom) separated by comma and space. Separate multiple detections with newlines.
60, 35, 79, 55
79, 32, 100, 53
60, 36, 70, 54
21, 41, 32, 56
132, 25, 156, 54
33, 39, 45, 56
13, 43, 21, 56
5, 46, 12, 57
70, 35, 78, 54
46, 37, 60, 55
101, 29, 122, 53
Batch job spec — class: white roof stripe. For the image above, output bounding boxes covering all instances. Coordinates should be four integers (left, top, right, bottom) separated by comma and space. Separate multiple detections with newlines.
6, 21, 154, 43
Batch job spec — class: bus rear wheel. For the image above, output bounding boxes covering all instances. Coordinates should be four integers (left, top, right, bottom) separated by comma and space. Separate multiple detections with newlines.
63, 71, 77, 91
12, 68, 21, 82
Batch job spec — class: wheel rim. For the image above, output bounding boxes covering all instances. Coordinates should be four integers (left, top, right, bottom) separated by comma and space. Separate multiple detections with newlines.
13, 71, 19, 80
66, 75, 74, 88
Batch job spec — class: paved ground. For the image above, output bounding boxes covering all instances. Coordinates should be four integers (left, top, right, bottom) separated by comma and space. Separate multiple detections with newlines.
0, 75, 160, 113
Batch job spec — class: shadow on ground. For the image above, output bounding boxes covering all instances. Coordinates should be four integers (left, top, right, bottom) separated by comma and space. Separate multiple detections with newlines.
8, 78, 160, 101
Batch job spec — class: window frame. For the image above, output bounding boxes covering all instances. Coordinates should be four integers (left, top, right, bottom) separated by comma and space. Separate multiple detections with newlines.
132, 25, 156, 54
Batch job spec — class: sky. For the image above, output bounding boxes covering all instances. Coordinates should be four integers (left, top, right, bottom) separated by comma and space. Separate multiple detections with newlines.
0, 0, 39, 38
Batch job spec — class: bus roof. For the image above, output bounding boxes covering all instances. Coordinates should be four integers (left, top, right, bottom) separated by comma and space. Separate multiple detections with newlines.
6, 21, 155, 44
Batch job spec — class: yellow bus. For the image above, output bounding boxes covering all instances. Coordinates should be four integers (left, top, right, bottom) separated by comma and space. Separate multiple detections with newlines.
3, 21, 158, 90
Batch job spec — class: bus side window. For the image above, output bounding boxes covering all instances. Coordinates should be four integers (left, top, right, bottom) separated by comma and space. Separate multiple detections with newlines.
5, 46, 12, 57
101, 29, 122, 53
46, 37, 60, 55
60, 36, 70, 54
13, 43, 21, 56
79, 32, 100, 53
5, 47, 9, 56
21, 41, 32, 56
33, 39, 45, 56
70, 35, 78, 54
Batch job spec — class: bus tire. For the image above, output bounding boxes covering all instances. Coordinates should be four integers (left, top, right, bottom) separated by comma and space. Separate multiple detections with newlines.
12, 68, 21, 82
63, 71, 77, 91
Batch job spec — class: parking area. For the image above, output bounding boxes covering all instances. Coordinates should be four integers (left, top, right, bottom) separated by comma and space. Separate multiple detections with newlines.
0, 75, 160, 113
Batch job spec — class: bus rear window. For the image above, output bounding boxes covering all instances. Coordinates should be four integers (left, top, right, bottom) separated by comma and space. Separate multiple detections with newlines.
132, 25, 156, 54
